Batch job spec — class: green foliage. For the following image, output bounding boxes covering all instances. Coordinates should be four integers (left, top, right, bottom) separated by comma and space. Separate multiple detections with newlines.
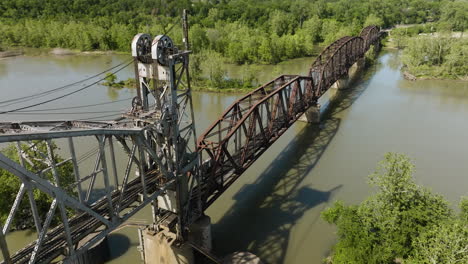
0, 0, 453, 64
190, 50, 256, 91
200, 49, 226, 89
461, 197, 468, 222
402, 36, 468, 79
0, 141, 75, 230
439, 0, 468, 33
407, 220, 467, 264
104, 72, 117, 84
321, 153, 466, 264
102, 73, 135, 88
270, 10, 295, 36
364, 14, 384, 28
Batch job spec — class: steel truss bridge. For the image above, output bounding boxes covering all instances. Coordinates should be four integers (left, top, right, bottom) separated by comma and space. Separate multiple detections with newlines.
0, 25, 382, 263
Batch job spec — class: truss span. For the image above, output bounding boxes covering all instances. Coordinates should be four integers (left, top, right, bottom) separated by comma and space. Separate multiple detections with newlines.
310, 36, 364, 97
360, 25, 381, 53
197, 25, 381, 208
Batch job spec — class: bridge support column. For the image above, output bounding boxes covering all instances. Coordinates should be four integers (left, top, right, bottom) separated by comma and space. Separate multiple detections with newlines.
348, 57, 366, 83
64, 236, 110, 264
333, 56, 366, 91
141, 227, 194, 264
140, 216, 212, 264
332, 77, 350, 90
189, 215, 212, 251
298, 104, 320, 123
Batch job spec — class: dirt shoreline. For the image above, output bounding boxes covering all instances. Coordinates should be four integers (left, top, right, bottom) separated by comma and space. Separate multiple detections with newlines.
0, 47, 123, 58
0, 50, 23, 58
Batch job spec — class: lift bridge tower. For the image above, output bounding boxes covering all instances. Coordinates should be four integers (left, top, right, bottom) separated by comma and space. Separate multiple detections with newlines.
0, 12, 211, 263
129, 17, 207, 263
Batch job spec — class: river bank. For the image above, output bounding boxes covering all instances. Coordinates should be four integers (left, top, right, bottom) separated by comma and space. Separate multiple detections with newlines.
385, 26, 467, 81
0, 47, 125, 58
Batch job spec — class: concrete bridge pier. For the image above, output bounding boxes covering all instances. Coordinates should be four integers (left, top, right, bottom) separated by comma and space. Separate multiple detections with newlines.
331, 77, 350, 90
141, 226, 195, 264
141, 215, 212, 264
298, 103, 320, 123
332, 57, 366, 90
64, 235, 110, 264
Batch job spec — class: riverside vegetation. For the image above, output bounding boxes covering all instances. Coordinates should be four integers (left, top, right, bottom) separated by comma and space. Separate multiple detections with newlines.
322, 153, 468, 264
1, 0, 465, 86
388, 1, 467, 80
401, 36, 467, 80
0, 0, 451, 65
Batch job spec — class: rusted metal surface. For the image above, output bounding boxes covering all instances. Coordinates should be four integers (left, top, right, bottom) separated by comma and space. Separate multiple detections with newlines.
360, 25, 381, 52
311, 36, 364, 97
197, 25, 382, 208
197, 76, 315, 208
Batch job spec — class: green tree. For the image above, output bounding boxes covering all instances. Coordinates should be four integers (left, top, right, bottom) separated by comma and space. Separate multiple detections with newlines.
189, 24, 208, 53
402, 35, 467, 79
322, 153, 457, 264
439, 1, 468, 34
407, 198, 468, 264
269, 10, 292, 36
200, 50, 226, 89
364, 14, 384, 27
0, 141, 75, 230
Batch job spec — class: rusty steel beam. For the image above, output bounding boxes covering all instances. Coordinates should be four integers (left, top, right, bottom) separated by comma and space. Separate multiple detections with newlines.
360, 25, 380, 52
314, 36, 365, 97
197, 76, 316, 208
197, 25, 382, 210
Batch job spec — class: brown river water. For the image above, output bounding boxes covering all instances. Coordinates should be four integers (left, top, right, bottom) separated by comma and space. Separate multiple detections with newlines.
0, 50, 467, 263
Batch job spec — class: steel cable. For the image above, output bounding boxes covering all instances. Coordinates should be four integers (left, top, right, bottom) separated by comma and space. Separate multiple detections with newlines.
0, 61, 133, 114
0, 59, 133, 107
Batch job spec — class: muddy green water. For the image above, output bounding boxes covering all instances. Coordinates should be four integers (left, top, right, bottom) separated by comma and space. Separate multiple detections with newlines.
0, 50, 467, 263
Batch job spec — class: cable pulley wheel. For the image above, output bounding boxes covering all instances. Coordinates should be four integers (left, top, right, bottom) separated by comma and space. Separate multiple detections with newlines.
133, 34, 153, 64
152, 35, 174, 66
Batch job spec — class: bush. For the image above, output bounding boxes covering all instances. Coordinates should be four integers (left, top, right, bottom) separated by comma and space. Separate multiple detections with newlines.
322, 153, 466, 263
402, 35, 468, 79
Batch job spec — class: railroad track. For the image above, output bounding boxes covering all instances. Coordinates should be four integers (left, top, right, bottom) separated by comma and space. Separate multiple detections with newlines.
5, 170, 162, 263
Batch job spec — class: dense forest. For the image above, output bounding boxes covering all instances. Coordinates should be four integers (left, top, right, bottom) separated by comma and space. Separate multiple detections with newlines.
0, 0, 460, 64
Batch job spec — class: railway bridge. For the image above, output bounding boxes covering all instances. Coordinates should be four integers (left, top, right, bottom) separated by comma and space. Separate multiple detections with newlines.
0, 23, 383, 264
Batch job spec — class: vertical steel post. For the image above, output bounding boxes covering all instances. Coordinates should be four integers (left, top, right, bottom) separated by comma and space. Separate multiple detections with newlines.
137, 141, 148, 199
183, 9, 190, 50
108, 136, 119, 189
68, 137, 84, 203
0, 225, 11, 264
15, 142, 42, 234
45, 140, 75, 256
134, 58, 143, 105
168, 56, 185, 239
98, 136, 116, 223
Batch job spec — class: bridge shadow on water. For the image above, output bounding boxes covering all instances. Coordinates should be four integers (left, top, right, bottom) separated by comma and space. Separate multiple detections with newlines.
211, 71, 375, 263
107, 233, 137, 261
